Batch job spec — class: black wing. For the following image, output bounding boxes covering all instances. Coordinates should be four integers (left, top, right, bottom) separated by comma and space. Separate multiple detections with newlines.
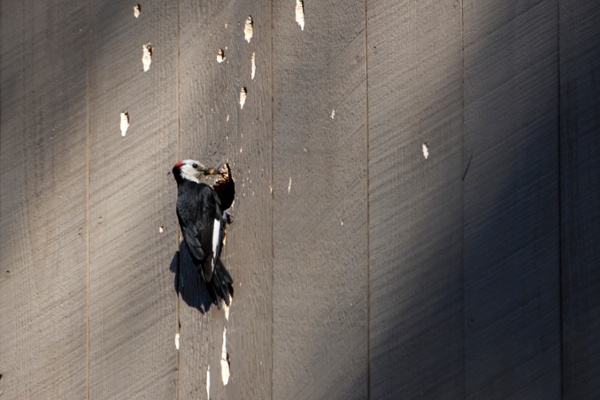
177, 182, 223, 282
197, 185, 224, 282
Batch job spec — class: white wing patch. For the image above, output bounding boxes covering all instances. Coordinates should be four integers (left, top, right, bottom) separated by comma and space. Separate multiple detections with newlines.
212, 218, 221, 268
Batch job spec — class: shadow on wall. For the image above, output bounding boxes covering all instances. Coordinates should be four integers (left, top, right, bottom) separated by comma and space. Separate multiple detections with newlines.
370, 1, 564, 399
170, 242, 214, 314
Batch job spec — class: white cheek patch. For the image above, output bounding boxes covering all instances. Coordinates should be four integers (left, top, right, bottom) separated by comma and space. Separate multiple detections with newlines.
212, 218, 221, 267
180, 164, 200, 183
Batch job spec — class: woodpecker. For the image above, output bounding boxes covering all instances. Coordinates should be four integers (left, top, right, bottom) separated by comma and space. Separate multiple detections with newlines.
172, 159, 234, 307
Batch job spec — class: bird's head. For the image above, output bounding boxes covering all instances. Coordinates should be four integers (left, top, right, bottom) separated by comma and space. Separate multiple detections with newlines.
172, 159, 216, 183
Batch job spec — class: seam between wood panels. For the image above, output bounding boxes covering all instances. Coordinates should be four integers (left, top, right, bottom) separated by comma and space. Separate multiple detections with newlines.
176, 0, 181, 163
85, 0, 92, 398
0, 0, 3, 304
269, 0, 275, 397
0, 4, 2, 224
176, 0, 181, 398
556, 0, 564, 396
460, 0, 466, 397
364, 0, 371, 398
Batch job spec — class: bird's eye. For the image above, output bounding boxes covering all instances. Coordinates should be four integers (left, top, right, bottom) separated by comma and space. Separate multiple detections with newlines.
192, 163, 198, 169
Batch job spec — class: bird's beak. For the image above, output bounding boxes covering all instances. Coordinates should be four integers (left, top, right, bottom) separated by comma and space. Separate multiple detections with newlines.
202, 168, 218, 175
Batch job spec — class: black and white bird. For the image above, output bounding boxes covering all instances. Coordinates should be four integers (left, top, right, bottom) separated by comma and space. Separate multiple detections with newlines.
172, 159, 234, 307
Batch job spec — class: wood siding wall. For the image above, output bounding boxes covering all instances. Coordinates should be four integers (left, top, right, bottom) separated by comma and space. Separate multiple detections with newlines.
1, 0, 598, 399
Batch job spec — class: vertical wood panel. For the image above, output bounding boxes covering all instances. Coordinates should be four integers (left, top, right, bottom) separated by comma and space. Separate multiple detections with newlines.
463, 0, 561, 398
272, 2, 368, 399
177, 1, 272, 399
88, 1, 178, 398
0, 1, 88, 398
367, 1, 464, 398
560, 0, 600, 398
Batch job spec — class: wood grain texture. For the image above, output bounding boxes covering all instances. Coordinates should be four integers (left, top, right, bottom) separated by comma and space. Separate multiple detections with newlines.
272, 2, 368, 399
559, 0, 600, 398
463, 0, 561, 398
3, 1, 600, 398
367, 1, 464, 398
87, 1, 178, 398
0, 1, 88, 398
177, 1, 272, 399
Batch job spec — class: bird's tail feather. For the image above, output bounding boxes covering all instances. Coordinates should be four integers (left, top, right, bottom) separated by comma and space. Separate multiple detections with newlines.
207, 259, 234, 308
